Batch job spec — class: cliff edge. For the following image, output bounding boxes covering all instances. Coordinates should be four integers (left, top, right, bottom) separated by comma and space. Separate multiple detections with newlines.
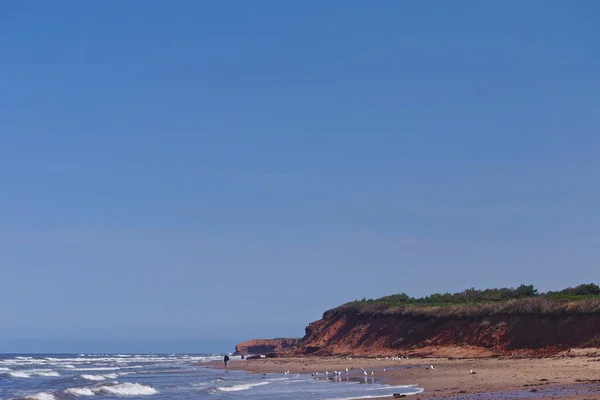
236, 285, 600, 357
234, 338, 300, 355
292, 287, 600, 356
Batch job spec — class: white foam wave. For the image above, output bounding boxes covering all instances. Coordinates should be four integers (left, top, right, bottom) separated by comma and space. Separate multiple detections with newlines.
81, 374, 107, 381
7, 371, 31, 378
80, 373, 120, 381
24, 393, 56, 400
217, 381, 270, 392
0, 367, 11, 371
73, 367, 120, 371
95, 382, 158, 396
4, 369, 60, 378
0, 354, 218, 368
37, 371, 60, 377
65, 388, 95, 396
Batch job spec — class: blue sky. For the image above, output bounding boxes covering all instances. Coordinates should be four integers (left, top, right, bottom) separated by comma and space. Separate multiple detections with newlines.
1, 1, 599, 353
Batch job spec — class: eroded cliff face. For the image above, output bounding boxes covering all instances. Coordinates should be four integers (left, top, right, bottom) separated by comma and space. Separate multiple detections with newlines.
234, 338, 300, 355
292, 310, 600, 356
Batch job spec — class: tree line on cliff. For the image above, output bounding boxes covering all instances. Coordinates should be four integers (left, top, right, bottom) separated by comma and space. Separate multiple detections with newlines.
352, 283, 600, 306
331, 284, 600, 317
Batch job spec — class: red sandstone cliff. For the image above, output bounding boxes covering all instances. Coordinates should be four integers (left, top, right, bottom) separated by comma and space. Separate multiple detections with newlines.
234, 338, 300, 355
291, 309, 600, 356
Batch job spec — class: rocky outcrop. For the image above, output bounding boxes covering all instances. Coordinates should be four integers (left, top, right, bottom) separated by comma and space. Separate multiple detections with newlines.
234, 338, 300, 355
290, 309, 600, 356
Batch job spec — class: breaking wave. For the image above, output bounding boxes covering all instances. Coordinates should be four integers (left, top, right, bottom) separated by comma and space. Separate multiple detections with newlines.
64, 388, 95, 396
216, 381, 270, 392
80, 373, 119, 381
23, 393, 56, 400
94, 382, 159, 396
63, 383, 158, 397
73, 367, 120, 371
4, 370, 60, 378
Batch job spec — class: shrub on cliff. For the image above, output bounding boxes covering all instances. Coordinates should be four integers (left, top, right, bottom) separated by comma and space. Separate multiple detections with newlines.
548, 283, 600, 297
337, 284, 600, 318
352, 284, 540, 307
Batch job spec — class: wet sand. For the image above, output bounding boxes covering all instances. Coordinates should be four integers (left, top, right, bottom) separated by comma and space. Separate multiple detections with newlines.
204, 349, 600, 399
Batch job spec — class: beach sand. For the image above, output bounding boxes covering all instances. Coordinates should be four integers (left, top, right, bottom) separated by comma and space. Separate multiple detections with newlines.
204, 348, 600, 399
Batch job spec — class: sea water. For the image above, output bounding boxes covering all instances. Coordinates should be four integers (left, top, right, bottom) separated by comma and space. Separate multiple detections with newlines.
0, 354, 422, 400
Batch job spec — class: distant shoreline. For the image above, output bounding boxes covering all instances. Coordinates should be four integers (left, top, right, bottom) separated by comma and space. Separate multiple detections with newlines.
200, 349, 600, 400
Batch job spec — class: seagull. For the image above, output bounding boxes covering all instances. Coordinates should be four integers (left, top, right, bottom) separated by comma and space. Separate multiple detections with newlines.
371, 370, 374, 375
325, 371, 329, 376
383, 368, 386, 372
363, 370, 368, 376
430, 365, 435, 370
284, 370, 289, 375
470, 369, 476, 374
345, 368, 349, 373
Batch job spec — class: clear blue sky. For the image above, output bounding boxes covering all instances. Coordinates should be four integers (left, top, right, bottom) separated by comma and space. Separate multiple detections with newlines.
1, 1, 599, 353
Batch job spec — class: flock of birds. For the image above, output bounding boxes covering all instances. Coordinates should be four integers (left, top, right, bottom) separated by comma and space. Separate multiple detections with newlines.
309, 367, 378, 381
302, 361, 477, 381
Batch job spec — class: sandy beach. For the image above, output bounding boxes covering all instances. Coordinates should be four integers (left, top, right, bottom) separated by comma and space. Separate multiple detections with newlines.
205, 348, 600, 399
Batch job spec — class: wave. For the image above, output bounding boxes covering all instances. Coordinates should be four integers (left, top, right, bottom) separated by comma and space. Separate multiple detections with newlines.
64, 388, 95, 396
1, 354, 219, 369
94, 383, 159, 396
23, 393, 55, 400
63, 383, 158, 397
80, 373, 119, 381
80, 374, 107, 381
4, 369, 60, 378
217, 381, 270, 392
6, 371, 32, 378
73, 367, 120, 371
38, 371, 60, 377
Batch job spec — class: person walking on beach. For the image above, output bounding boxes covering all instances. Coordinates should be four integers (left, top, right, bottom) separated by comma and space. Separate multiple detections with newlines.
224, 354, 230, 368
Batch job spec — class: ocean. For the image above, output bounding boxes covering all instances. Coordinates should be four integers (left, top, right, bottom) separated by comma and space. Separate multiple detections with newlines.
0, 354, 422, 400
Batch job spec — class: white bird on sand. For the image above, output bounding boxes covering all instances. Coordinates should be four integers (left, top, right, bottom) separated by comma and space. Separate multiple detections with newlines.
430, 365, 435, 370
345, 368, 349, 373
363, 370, 368, 376
370, 370, 374, 375
383, 368, 386, 372
284, 370, 289, 375
325, 371, 329, 376
470, 369, 476, 374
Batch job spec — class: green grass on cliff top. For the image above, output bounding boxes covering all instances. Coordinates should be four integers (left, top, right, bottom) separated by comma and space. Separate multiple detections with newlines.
331, 284, 600, 317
